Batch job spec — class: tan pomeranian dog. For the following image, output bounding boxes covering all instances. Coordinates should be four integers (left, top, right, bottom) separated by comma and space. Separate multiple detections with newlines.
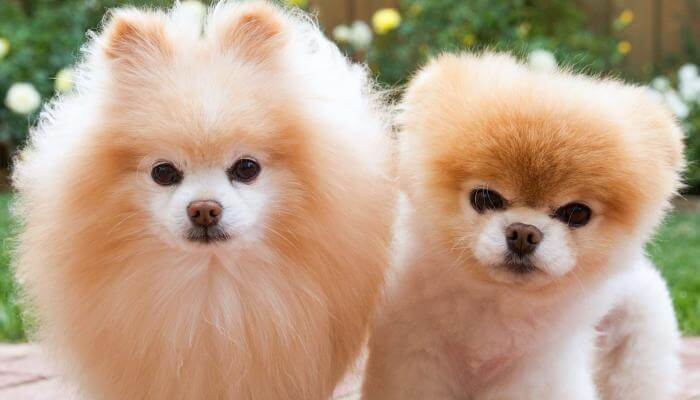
12, 2, 394, 399
362, 53, 684, 400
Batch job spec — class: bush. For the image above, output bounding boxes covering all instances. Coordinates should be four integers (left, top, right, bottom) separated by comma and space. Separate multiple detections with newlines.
682, 103, 700, 192
688, 110, 700, 191
647, 65, 700, 192
366, 0, 630, 86
0, 0, 175, 162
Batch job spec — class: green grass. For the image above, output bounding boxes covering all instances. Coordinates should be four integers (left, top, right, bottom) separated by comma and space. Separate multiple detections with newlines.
0, 193, 697, 340
0, 194, 25, 341
647, 211, 700, 335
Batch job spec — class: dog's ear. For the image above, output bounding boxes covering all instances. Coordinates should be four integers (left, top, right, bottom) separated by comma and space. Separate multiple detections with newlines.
102, 9, 171, 67
634, 92, 686, 174
215, 2, 287, 63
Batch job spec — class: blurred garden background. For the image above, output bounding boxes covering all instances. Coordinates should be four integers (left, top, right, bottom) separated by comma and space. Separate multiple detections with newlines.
0, 0, 698, 341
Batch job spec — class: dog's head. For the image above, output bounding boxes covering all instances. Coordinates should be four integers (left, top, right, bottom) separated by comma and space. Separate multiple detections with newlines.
38, 2, 390, 256
95, 3, 309, 252
399, 53, 684, 288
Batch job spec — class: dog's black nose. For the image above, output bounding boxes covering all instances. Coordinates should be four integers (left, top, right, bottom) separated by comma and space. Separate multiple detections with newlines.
505, 223, 542, 256
187, 200, 222, 227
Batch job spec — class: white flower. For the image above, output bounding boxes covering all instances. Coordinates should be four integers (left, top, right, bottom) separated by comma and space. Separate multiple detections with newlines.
678, 63, 699, 84
651, 76, 671, 92
663, 89, 690, 119
679, 76, 700, 103
348, 21, 373, 51
179, 0, 206, 19
173, 0, 207, 33
527, 49, 557, 72
55, 68, 74, 93
645, 88, 665, 104
333, 25, 351, 43
0, 38, 9, 59
5, 82, 41, 115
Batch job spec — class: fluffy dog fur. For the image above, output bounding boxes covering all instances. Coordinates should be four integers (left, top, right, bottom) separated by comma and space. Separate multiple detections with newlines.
362, 53, 684, 399
13, 2, 393, 399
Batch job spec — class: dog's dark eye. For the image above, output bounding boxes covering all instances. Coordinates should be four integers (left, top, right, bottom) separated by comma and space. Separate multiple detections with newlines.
228, 158, 261, 183
470, 188, 506, 213
553, 202, 592, 228
151, 162, 182, 186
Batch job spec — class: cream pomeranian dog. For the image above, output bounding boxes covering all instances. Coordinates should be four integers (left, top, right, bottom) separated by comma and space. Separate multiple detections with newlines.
362, 53, 684, 400
12, 1, 393, 399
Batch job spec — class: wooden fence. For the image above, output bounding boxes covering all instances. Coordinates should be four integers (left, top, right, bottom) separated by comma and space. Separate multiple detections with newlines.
308, 0, 700, 76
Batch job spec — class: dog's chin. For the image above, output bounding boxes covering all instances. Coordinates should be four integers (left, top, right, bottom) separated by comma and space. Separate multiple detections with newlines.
501, 253, 539, 275
185, 226, 232, 245
473, 254, 550, 286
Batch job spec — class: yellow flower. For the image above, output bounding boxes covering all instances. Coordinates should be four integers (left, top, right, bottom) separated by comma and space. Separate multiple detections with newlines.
285, 0, 308, 8
462, 34, 476, 47
372, 8, 401, 35
55, 68, 74, 93
617, 40, 632, 55
0, 38, 9, 59
618, 9, 634, 25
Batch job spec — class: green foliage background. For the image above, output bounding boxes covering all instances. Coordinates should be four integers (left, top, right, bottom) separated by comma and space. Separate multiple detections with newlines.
367, 0, 626, 86
685, 106, 700, 190
0, 0, 174, 157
